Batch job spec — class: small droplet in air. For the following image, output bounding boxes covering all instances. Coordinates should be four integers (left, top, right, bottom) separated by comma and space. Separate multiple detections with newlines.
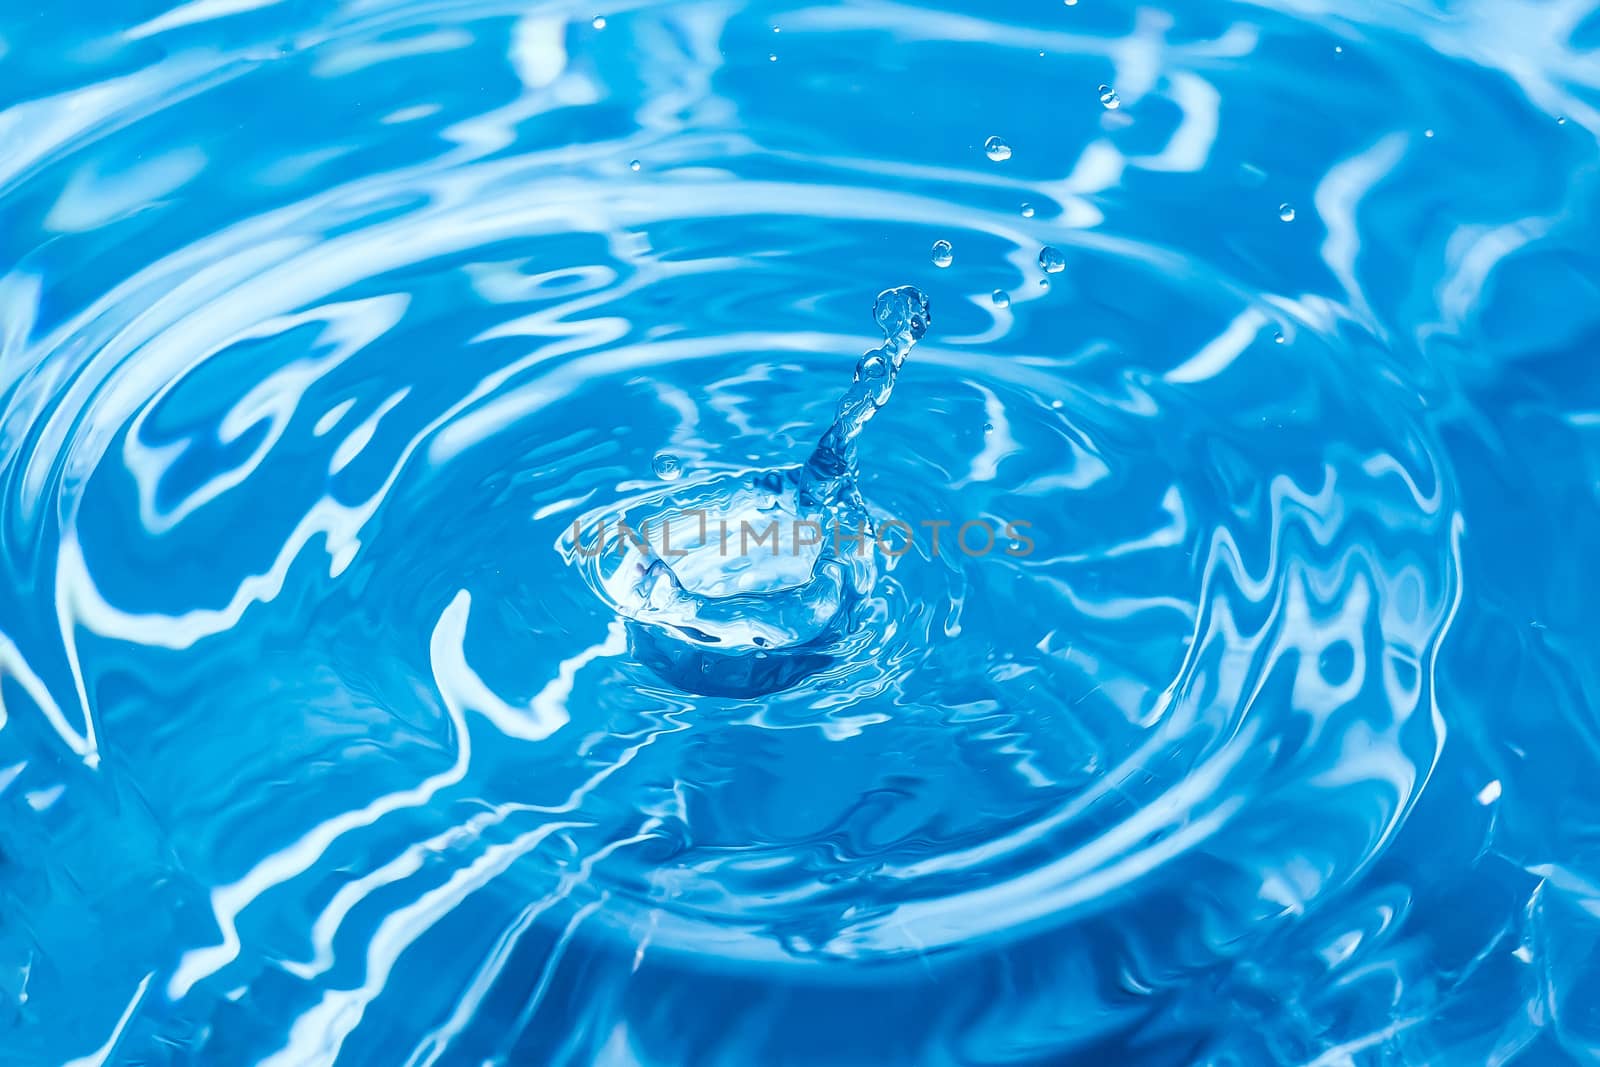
1051, 399, 1064, 409
629, 159, 641, 171
984, 136, 1012, 162
1273, 331, 1286, 344
1098, 84, 1120, 110
1424, 128, 1435, 138
992, 289, 1010, 308
1334, 45, 1344, 54
1557, 116, 1568, 126
652, 453, 684, 481
1065, 0, 1078, 6
1020, 202, 1035, 218
931, 240, 954, 268
1278, 203, 1297, 222
983, 422, 995, 434
769, 53, 778, 62
772, 26, 781, 33
592, 15, 607, 29
1038, 246, 1066, 274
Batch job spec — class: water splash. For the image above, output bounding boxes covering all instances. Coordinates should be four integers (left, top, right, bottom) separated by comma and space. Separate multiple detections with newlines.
565, 286, 930, 696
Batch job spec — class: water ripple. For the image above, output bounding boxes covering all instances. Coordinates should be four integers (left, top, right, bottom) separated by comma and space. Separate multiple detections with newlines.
2, 0, 1598, 1064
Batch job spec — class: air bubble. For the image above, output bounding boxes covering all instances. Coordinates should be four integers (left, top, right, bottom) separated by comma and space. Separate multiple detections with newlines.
984, 136, 1012, 162
1038, 246, 1066, 274
653, 453, 684, 481
931, 240, 954, 268
1098, 84, 1120, 110
992, 289, 1010, 308
1278, 203, 1296, 222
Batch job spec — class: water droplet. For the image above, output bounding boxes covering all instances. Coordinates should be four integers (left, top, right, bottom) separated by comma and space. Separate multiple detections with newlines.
1557, 116, 1568, 126
1020, 202, 1035, 218
772, 26, 781, 33
1098, 84, 1120, 110
1038, 246, 1066, 274
859, 354, 889, 379
1050, 399, 1064, 409
629, 159, 641, 171
1424, 128, 1435, 138
984, 136, 1012, 162
768, 53, 778, 62
1064, 0, 1078, 6
1278, 203, 1296, 222
652, 453, 684, 481
1039, 279, 1049, 288
931, 240, 954, 268
1334, 45, 1344, 54
591, 15, 607, 29
983, 422, 995, 434
1273, 331, 1285, 344
992, 289, 1010, 308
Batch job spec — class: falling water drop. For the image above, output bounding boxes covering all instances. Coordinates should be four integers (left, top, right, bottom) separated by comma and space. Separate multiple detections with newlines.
1424, 128, 1436, 138
1278, 203, 1297, 222
931, 240, 954, 268
629, 159, 642, 171
1274, 331, 1286, 345
1557, 116, 1568, 126
984, 136, 1012, 162
653, 453, 684, 481
1098, 84, 1120, 110
769, 53, 778, 62
1020, 202, 1035, 218
992, 289, 1010, 308
592, 15, 607, 29
1038, 246, 1066, 274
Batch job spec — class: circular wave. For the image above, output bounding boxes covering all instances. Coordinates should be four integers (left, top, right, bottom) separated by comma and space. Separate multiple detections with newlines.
2, 2, 1597, 1065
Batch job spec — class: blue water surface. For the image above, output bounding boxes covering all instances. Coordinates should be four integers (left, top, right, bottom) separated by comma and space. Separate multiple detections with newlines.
3, 1, 1600, 1064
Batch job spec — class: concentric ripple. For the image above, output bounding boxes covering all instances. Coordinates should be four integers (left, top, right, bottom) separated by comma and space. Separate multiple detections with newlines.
2, 2, 1599, 1065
